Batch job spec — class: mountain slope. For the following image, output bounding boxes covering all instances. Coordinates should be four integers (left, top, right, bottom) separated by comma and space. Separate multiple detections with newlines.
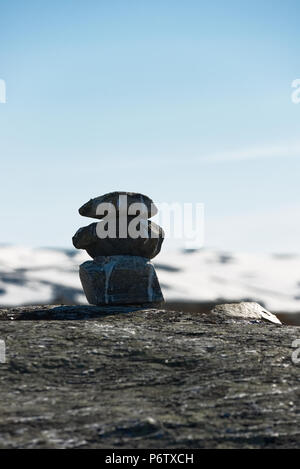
0, 246, 300, 316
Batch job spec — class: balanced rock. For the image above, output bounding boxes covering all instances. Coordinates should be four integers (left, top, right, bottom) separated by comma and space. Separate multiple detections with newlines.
72, 220, 164, 259
79, 191, 158, 220
75, 191, 164, 306
79, 255, 163, 305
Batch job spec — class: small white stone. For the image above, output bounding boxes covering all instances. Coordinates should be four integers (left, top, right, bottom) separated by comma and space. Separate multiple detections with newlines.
211, 302, 282, 324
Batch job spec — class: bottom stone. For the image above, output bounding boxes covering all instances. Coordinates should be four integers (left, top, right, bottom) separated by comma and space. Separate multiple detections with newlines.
79, 255, 164, 306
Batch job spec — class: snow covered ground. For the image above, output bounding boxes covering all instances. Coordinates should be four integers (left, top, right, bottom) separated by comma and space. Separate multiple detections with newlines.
0, 245, 300, 316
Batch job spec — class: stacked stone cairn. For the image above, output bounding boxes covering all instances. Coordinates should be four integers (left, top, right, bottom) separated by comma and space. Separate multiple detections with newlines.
73, 192, 164, 305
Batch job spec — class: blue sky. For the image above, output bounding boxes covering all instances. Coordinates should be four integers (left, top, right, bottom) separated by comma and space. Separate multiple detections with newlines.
0, 0, 300, 252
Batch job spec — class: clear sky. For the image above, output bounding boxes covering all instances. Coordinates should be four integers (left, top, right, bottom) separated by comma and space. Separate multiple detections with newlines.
0, 0, 300, 252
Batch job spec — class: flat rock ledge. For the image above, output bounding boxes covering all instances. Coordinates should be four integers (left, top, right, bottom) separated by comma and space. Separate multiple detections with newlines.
0, 302, 281, 323
0, 304, 299, 449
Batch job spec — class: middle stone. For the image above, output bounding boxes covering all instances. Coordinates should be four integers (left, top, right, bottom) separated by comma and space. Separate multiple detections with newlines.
72, 219, 164, 259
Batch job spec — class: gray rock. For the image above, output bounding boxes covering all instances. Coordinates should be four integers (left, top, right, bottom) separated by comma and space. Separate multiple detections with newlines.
0, 305, 298, 449
210, 302, 281, 324
79, 191, 158, 220
72, 220, 164, 259
79, 255, 164, 305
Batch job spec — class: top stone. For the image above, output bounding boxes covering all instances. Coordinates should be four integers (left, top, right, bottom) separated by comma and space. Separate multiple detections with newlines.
78, 191, 158, 220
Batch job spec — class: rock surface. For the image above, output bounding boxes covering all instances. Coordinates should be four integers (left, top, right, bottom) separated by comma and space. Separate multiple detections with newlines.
79, 256, 164, 305
0, 304, 299, 449
73, 220, 164, 259
79, 191, 158, 220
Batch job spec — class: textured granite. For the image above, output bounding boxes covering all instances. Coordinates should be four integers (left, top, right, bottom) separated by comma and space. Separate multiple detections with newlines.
0, 305, 299, 449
